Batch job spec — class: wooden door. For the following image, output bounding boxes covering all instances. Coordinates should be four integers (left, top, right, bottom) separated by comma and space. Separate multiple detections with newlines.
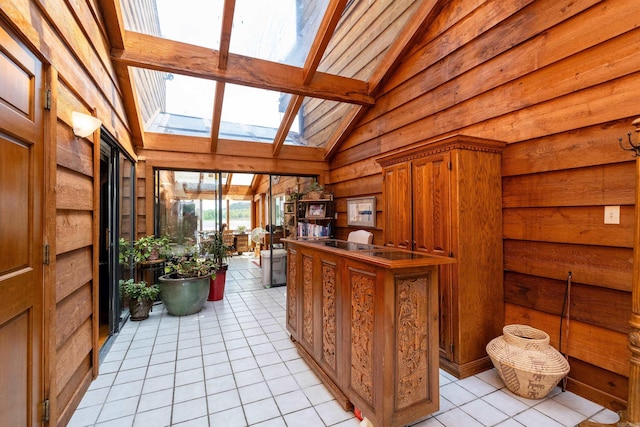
411, 153, 454, 361
0, 23, 45, 426
382, 163, 411, 248
412, 153, 451, 255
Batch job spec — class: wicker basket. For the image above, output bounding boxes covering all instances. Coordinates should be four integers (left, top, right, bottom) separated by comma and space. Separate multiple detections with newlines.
486, 324, 570, 399
304, 190, 323, 200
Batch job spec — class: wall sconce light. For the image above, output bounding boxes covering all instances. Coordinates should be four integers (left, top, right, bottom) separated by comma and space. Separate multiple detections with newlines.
72, 111, 102, 138
618, 117, 640, 156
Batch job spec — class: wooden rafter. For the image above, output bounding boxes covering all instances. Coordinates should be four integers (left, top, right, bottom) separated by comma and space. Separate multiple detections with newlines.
323, 0, 447, 159
272, 0, 349, 157
224, 172, 233, 194
210, 82, 225, 153
112, 31, 374, 106
210, 0, 235, 152
100, 0, 146, 146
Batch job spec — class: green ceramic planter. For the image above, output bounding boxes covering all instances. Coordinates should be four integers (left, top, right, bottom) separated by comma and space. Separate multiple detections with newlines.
158, 273, 211, 316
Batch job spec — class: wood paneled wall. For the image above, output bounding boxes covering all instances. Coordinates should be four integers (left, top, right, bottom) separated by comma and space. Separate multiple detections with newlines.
329, 0, 639, 409
2, 0, 135, 425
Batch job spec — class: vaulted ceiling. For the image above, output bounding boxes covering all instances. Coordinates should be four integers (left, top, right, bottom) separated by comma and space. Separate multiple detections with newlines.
100, 0, 444, 162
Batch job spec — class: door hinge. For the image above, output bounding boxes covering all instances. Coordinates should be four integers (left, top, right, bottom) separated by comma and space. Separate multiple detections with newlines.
45, 89, 52, 110
44, 244, 50, 265
42, 399, 50, 422
450, 344, 455, 355
447, 161, 452, 170
449, 252, 454, 258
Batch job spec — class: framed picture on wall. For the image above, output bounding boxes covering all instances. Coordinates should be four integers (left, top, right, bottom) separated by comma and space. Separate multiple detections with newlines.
347, 197, 376, 228
306, 203, 326, 217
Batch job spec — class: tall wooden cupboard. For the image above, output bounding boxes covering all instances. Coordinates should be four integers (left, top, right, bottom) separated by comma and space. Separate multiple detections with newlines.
377, 135, 506, 378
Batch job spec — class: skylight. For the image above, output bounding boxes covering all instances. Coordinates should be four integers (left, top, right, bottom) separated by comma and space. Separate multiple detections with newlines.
116, 0, 426, 152
230, 0, 328, 67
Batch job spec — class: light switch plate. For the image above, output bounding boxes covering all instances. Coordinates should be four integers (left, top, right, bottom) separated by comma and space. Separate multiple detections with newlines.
604, 206, 620, 224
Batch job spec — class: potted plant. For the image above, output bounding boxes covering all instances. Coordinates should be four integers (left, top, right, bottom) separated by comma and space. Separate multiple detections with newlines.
286, 187, 301, 202
158, 242, 217, 316
133, 234, 171, 263
119, 279, 160, 321
305, 181, 324, 200
237, 225, 247, 234
201, 231, 232, 301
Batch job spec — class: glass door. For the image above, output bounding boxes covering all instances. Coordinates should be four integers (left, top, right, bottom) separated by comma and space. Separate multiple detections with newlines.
99, 133, 135, 358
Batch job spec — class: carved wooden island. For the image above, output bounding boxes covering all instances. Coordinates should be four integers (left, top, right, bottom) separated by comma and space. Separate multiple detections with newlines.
283, 238, 455, 427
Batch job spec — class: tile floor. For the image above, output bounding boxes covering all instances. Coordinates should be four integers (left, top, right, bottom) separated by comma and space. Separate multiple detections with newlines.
70, 254, 622, 427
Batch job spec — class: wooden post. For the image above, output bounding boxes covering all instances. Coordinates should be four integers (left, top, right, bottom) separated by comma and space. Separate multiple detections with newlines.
627, 118, 640, 426
580, 118, 640, 427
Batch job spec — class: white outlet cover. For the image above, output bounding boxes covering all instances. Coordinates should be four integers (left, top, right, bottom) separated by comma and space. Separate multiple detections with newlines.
604, 206, 620, 225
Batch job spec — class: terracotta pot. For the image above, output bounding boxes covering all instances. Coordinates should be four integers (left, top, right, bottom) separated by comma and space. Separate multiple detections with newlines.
208, 264, 228, 301
486, 324, 570, 399
158, 273, 211, 316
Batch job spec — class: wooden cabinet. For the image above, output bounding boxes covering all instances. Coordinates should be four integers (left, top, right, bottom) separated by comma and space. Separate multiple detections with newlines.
285, 239, 454, 427
377, 135, 506, 378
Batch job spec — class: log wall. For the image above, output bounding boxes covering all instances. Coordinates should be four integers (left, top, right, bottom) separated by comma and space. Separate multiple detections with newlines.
329, 0, 639, 409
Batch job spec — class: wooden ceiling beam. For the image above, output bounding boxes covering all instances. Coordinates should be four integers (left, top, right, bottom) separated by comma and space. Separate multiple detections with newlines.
209, 82, 225, 152
112, 31, 374, 106
98, 0, 125, 50
210, 0, 236, 152
272, 94, 304, 157
272, 0, 348, 157
112, 63, 146, 146
99, 0, 145, 146
218, 0, 235, 70
367, 0, 446, 95
303, 0, 348, 84
323, 0, 447, 159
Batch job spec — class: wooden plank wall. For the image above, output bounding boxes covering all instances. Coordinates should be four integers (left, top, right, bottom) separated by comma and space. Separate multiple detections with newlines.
328, 0, 639, 409
1, 0, 135, 425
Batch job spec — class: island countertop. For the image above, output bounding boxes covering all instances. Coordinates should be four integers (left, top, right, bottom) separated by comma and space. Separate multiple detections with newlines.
281, 237, 455, 269
283, 237, 455, 427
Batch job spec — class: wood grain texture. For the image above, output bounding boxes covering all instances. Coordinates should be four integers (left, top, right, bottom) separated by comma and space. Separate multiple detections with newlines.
503, 206, 635, 247
55, 284, 92, 349
504, 240, 633, 291
56, 248, 93, 303
504, 272, 631, 334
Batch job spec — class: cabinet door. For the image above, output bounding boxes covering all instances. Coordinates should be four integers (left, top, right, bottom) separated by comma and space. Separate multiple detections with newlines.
383, 163, 411, 248
412, 153, 451, 255
411, 154, 454, 361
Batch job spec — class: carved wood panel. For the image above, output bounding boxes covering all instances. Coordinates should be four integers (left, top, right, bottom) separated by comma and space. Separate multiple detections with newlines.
350, 268, 375, 406
396, 275, 431, 410
286, 250, 297, 333
302, 255, 314, 347
321, 261, 337, 372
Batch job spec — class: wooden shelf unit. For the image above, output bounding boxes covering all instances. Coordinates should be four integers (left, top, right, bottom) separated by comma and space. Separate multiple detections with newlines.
294, 198, 334, 239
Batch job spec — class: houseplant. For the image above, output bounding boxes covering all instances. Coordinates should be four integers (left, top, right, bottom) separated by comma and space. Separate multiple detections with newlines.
119, 279, 160, 321
304, 181, 324, 200
133, 234, 171, 263
286, 187, 302, 202
201, 231, 232, 301
158, 245, 216, 316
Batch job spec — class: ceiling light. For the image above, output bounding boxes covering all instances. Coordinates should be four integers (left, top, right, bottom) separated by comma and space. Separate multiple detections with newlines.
72, 112, 102, 138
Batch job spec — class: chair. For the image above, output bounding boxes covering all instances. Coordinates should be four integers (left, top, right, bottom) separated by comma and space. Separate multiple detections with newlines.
347, 230, 373, 244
